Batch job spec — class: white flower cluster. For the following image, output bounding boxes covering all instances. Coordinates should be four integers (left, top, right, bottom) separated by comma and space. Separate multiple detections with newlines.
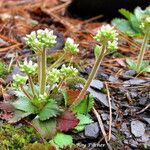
60, 64, 78, 78
64, 38, 79, 54
24, 29, 57, 51
140, 16, 150, 31
20, 59, 38, 75
13, 74, 28, 87
94, 25, 118, 50
47, 68, 60, 85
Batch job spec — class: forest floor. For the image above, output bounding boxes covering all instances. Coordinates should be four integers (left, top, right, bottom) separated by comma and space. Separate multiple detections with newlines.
0, 0, 149, 150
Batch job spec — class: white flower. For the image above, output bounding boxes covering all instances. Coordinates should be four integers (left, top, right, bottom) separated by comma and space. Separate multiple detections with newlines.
64, 38, 79, 54
20, 59, 38, 75
47, 68, 60, 84
60, 64, 78, 77
24, 29, 57, 51
94, 25, 118, 43
13, 74, 28, 87
107, 40, 118, 50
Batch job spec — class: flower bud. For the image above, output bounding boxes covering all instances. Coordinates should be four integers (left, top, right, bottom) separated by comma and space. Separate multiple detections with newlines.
64, 38, 79, 54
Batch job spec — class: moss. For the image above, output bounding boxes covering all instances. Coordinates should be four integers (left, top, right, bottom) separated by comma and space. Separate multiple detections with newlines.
0, 123, 39, 150
23, 143, 56, 150
0, 61, 8, 77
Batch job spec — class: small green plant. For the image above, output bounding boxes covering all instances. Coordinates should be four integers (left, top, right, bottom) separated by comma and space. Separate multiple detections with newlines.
70, 25, 118, 108
0, 61, 8, 77
112, 6, 150, 37
3, 26, 118, 148
126, 16, 150, 74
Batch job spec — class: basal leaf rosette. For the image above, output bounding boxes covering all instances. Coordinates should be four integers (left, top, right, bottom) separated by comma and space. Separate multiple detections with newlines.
24, 29, 57, 52
64, 38, 79, 54
20, 59, 38, 75
94, 25, 118, 51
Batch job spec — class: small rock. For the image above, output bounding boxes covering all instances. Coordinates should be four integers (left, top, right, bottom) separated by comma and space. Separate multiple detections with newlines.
108, 75, 118, 82
137, 134, 150, 143
143, 117, 150, 124
88, 87, 116, 109
120, 123, 128, 132
130, 90, 138, 98
90, 79, 104, 90
101, 113, 109, 121
122, 70, 136, 79
129, 139, 138, 148
123, 139, 129, 145
97, 73, 109, 81
131, 120, 145, 137
139, 97, 148, 105
124, 79, 146, 85
84, 122, 100, 139
73, 132, 87, 141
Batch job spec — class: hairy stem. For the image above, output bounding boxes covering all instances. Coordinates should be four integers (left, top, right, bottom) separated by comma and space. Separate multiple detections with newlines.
136, 30, 150, 73
28, 75, 36, 97
38, 48, 47, 95
20, 85, 32, 100
70, 45, 106, 109
49, 52, 66, 70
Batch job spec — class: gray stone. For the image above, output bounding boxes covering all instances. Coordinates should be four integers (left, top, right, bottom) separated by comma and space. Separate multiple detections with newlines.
88, 87, 116, 109
90, 79, 104, 90
124, 79, 146, 85
108, 75, 118, 82
84, 122, 100, 139
131, 120, 145, 137
122, 70, 136, 79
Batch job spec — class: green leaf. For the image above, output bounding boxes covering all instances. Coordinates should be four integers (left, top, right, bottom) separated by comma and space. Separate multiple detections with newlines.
126, 59, 137, 70
119, 8, 133, 20
12, 97, 38, 113
74, 114, 93, 132
8, 110, 31, 123
139, 61, 150, 73
73, 95, 94, 114
112, 19, 136, 36
94, 45, 102, 59
53, 132, 73, 148
39, 99, 60, 121
32, 117, 56, 139
145, 66, 150, 73
130, 15, 142, 33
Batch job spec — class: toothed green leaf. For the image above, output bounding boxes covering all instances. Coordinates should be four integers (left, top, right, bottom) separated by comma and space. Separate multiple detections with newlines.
8, 110, 31, 123
39, 99, 60, 121
32, 117, 56, 139
52, 132, 73, 148
74, 114, 93, 132
12, 97, 38, 113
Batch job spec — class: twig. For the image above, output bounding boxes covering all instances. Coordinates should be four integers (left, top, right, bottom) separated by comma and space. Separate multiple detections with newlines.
48, 0, 71, 13
105, 83, 112, 141
92, 107, 112, 150
0, 43, 22, 52
136, 103, 150, 114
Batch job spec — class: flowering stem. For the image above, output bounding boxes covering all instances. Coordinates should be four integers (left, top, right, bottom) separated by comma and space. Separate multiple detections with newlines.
49, 52, 66, 70
38, 48, 47, 95
20, 85, 32, 100
28, 74, 36, 97
70, 45, 106, 109
136, 30, 150, 73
